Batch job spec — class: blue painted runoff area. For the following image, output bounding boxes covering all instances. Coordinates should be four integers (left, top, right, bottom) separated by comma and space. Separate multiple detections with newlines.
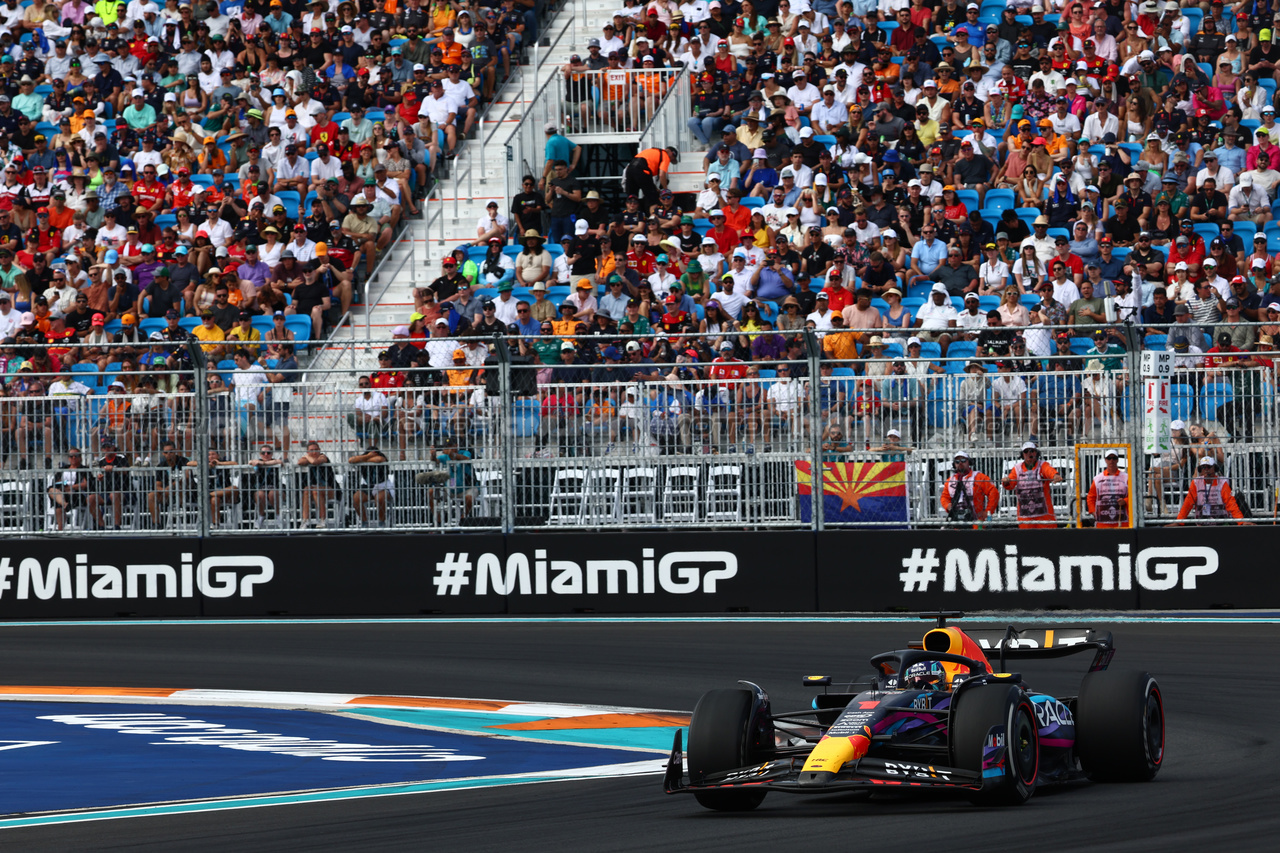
344, 708, 678, 752
0, 702, 648, 816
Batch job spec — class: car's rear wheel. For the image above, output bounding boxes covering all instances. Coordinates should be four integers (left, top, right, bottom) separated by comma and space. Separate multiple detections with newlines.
951, 684, 1039, 806
1076, 670, 1164, 782
687, 688, 769, 812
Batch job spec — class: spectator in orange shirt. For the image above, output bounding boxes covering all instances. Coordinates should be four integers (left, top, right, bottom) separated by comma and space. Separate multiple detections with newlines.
438, 28, 465, 66
720, 190, 752, 234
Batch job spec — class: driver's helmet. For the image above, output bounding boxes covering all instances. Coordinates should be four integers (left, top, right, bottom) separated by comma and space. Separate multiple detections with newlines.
905, 661, 946, 691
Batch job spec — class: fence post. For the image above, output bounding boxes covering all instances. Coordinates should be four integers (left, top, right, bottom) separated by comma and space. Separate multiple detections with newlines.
189, 339, 211, 537
805, 329, 824, 532
1125, 333, 1146, 529
496, 338, 515, 533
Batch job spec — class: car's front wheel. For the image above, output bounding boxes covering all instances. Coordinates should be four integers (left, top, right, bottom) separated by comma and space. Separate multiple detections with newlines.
951, 683, 1039, 806
686, 688, 769, 812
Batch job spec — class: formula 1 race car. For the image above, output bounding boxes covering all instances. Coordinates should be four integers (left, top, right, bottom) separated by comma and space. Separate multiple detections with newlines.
664, 613, 1164, 811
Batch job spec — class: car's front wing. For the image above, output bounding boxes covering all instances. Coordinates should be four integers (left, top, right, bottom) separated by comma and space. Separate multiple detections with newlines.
662, 731, 983, 796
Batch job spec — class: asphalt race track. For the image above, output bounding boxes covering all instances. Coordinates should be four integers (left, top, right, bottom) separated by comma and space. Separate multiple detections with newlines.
2, 618, 1278, 852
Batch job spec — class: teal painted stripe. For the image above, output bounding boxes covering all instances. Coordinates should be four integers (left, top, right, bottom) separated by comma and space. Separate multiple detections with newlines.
346, 708, 678, 752
1, 614, 1280, 627
0, 773, 626, 831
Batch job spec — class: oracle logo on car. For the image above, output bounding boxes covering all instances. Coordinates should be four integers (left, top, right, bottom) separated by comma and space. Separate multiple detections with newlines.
0, 553, 274, 601
431, 549, 738, 596
898, 544, 1218, 593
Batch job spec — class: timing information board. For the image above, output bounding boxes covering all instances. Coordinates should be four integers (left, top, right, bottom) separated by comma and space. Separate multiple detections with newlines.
0, 690, 681, 827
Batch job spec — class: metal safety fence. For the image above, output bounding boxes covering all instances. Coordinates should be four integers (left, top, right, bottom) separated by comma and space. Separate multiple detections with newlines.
0, 325, 1276, 536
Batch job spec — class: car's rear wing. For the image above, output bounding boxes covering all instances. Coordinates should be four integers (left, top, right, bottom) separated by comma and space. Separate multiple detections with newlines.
909, 626, 1114, 672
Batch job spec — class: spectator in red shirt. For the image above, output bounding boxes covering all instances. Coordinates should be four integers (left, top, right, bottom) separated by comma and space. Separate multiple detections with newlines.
1168, 231, 1205, 281
627, 234, 656, 276
1050, 235, 1084, 283
660, 294, 690, 333
706, 209, 738, 255
371, 351, 406, 389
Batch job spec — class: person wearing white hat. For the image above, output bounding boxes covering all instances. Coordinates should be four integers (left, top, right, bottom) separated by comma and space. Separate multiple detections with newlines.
1002, 441, 1062, 527
941, 449, 999, 524
1229, 171, 1271, 220
1146, 418, 1191, 515
1176, 455, 1246, 522
1088, 448, 1131, 528
913, 282, 960, 354
786, 69, 821, 115
869, 426, 913, 459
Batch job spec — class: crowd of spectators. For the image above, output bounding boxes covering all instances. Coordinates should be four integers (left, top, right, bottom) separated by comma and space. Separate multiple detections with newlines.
415, 0, 1280, 453
0, 0, 554, 417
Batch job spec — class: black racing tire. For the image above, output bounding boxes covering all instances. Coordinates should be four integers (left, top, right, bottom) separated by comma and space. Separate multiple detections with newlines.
951, 684, 1039, 806
687, 688, 768, 812
1076, 670, 1164, 782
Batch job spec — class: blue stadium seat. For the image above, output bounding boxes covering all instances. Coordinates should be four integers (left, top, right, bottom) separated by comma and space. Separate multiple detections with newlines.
740, 196, 764, 208
179, 317, 200, 332
285, 315, 312, 350
1200, 382, 1233, 421
1070, 337, 1093, 354
276, 190, 302, 217
1182, 7, 1203, 35
955, 189, 979, 212
71, 362, 100, 392
1143, 334, 1167, 351
1194, 223, 1220, 245
907, 281, 934, 300
1231, 221, 1257, 243
1171, 383, 1195, 422
139, 318, 166, 337
984, 188, 1015, 215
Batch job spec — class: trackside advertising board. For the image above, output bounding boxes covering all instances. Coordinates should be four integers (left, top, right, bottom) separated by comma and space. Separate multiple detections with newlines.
0, 530, 1272, 617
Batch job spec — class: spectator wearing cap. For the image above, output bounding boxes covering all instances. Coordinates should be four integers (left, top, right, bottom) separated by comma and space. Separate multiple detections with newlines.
1229, 173, 1271, 220
707, 143, 741, 191
702, 124, 753, 175
1245, 126, 1279, 173
474, 200, 509, 246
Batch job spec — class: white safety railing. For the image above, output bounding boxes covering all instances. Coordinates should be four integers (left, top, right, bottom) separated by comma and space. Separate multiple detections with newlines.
637, 65, 692, 156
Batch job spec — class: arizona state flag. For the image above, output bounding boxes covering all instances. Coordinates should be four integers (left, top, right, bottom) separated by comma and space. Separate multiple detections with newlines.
796, 461, 908, 526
